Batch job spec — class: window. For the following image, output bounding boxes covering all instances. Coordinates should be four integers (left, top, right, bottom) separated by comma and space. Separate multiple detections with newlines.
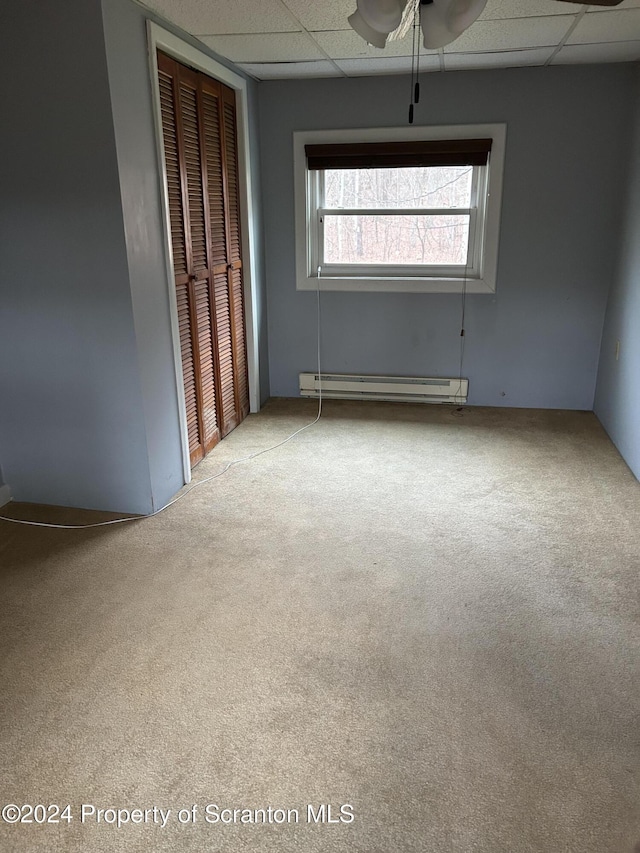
294, 125, 506, 294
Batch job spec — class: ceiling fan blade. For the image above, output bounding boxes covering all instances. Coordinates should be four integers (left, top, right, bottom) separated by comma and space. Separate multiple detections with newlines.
556, 0, 624, 5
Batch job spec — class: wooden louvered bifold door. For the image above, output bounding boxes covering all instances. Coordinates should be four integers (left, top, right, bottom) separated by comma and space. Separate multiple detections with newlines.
158, 52, 249, 467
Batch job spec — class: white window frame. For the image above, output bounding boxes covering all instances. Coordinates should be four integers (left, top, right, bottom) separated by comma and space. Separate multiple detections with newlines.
294, 124, 506, 294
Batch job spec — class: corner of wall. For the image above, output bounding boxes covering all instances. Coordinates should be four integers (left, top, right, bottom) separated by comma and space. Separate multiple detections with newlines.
0, 485, 11, 509
593, 63, 640, 481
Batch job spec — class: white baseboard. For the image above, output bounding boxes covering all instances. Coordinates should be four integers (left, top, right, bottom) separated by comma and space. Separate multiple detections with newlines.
0, 484, 11, 508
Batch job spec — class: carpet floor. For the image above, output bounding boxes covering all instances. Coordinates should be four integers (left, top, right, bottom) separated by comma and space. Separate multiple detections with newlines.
1, 398, 639, 853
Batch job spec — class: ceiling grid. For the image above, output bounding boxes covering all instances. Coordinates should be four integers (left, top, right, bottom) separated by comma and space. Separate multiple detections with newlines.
139, 0, 640, 79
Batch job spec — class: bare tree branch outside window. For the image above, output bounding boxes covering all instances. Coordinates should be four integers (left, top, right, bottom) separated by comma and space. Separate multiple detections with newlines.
323, 166, 472, 266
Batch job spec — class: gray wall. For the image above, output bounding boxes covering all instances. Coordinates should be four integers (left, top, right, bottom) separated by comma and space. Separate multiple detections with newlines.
259, 66, 635, 408
0, 0, 154, 513
102, 0, 184, 513
594, 66, 640, 480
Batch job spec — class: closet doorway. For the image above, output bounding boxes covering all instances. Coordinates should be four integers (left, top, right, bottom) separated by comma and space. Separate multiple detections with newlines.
157, 51, 249, 467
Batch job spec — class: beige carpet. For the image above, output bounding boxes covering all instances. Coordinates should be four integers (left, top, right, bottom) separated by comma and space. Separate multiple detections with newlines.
1, 399, 639, 853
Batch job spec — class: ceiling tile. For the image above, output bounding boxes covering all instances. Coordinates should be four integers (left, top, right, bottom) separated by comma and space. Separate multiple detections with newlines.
335, 54, 440, 76
553, 40, 640, 63
198, 32, 325, 62
280, 0, 352, 32
480, 1, 580, 21
239, 60, 342, 79
312, 29, 439, 59
444, 15, 573, 53
444, 47, 554, 70
142, 0, 300, 35
567, 8, 640, 44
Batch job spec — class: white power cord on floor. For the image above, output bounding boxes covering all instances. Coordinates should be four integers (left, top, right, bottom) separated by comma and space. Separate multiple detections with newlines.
0, 275, 323, 531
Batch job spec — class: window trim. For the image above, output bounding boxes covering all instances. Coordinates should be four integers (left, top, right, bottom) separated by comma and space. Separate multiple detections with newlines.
294, 124, 506, 294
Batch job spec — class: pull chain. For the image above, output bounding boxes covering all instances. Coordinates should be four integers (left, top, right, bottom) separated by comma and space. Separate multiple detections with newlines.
408, 1, 418, 123
408, 0, 431, 124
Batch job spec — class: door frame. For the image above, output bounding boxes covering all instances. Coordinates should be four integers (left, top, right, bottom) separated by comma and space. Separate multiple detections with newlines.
147, 21, 261, 483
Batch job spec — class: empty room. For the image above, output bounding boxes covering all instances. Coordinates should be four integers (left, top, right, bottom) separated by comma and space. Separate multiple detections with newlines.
1, 0, 639, 851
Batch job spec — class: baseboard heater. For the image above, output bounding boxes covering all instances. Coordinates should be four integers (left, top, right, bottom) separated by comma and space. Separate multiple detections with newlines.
299, 373, 468, 404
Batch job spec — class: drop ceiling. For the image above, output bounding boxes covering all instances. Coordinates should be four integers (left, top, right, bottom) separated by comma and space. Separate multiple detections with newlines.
141, 0, 640, 79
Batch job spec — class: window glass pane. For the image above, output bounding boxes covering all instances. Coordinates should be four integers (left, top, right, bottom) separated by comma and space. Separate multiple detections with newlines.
323, 215, 470, 266
324, 167, 473, 210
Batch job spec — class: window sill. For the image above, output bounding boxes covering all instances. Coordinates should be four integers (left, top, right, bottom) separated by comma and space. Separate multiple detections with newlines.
296, 275, 495, 294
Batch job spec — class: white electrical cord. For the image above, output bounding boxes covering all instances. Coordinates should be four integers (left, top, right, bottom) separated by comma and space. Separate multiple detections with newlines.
0, 275, 324, 531
454, 253, 469, 406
